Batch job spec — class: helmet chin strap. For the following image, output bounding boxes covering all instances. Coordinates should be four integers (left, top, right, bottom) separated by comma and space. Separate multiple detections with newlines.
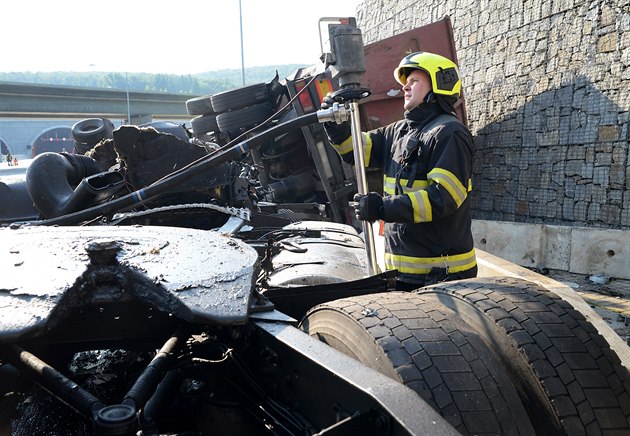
408, 91, 436, 112
408, 91, 456, 116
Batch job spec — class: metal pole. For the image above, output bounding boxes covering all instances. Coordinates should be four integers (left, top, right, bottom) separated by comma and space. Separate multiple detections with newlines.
239, 0, 245, 86
349, 101, 379, 276
125, 72, 131, 124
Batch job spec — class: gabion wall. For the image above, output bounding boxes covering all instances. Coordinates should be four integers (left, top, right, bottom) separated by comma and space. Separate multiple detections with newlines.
356, 0, 630, 229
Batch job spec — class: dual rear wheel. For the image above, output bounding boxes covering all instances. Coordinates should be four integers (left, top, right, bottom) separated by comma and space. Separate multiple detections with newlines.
300, 277, 630, 435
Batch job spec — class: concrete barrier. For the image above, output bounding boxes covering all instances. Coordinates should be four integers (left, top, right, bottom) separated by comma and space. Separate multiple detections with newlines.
473, 219, 630, 280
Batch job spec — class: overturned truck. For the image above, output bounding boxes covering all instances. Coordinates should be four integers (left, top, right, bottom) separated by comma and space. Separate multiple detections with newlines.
1, 18, 629, 436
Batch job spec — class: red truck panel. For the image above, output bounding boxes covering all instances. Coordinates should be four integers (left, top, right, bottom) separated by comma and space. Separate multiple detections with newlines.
360, 16, 467, 129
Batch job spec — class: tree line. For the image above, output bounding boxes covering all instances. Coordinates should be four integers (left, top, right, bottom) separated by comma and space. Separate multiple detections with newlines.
0, 64, 304, 96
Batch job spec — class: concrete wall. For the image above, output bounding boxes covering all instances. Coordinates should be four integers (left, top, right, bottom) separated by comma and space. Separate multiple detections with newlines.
472, 219, 630, 279
355, 0, 630, 230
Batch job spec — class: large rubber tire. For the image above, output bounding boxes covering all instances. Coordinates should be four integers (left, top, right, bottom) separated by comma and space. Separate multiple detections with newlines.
210, 83, 269, 113
417, 276, 630, 436
216, 102, 274, 135
185, 94, 214, 116
300, 292, 536, 435
190, 113, 219, 136
72, 117, 114, 145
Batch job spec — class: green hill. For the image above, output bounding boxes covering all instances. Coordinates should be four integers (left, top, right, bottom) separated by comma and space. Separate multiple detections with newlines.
0, 64, 307, 96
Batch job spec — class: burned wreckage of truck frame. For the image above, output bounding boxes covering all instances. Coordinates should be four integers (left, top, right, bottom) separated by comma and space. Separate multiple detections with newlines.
2, 19, 630, 436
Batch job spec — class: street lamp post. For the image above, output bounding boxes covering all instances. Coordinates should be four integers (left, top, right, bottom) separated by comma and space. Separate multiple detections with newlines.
125, 72, 131, 124
90, 64, 131, 123
239, 0, 245, 86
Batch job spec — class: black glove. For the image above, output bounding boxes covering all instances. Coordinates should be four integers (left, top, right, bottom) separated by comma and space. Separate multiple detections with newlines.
353, 192, 384, 222
323, 121, 351, 144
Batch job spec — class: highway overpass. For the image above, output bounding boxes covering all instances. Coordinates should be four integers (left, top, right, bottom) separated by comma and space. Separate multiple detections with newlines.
0, 81, 197, 157
0, 81, 194, 122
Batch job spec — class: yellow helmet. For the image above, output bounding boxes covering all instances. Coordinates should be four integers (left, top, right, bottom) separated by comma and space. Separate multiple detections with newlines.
394, 52, 461, 98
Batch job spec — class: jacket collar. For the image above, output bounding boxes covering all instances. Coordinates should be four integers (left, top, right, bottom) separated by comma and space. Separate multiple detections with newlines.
404, 102, 443, 128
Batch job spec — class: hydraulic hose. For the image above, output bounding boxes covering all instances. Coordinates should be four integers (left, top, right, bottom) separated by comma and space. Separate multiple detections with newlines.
34, 112, 320, 226
138, 369, 184, 431
92, 329, 188, 435
266, 172, 316, 202
0, 344, 104, 420
26, 152, 104, 218
123, 329, 186, 410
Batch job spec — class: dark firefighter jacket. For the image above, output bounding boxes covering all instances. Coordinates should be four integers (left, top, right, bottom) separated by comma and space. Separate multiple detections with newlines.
325, 102, 477, 285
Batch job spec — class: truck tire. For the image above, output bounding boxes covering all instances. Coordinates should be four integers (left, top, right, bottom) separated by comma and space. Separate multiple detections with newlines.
210, 83, 269, 113
185, 95, 214, 116
190, 113, 219, 136
216, 102, 274, 136
300, 292, 536, 436
417, 276, 630, 436
72, 117, 114, 145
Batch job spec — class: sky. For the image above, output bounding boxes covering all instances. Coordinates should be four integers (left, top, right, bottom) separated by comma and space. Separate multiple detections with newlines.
2, 0, 362, 75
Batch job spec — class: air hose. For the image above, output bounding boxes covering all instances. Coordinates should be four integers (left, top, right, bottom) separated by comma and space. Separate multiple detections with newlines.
25, 152, 106, 218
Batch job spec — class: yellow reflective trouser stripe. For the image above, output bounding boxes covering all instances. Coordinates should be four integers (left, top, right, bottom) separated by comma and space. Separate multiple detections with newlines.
383, 176, 429, 195
427, 168, 467, 207
385, 248, 477, 275
408, 190, 431, 222
332, 133, 372, 167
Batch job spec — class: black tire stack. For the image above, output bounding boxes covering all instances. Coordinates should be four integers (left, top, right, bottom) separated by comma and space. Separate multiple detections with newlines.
71, 117, 115, 154
186, 83, 274, 140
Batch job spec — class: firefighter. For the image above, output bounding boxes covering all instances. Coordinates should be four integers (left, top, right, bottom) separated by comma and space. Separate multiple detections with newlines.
324, 51, 477, 290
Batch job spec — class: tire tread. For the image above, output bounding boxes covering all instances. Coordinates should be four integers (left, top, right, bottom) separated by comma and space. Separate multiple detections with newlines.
419, 277, 630, 434
303, 292, 536, 435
